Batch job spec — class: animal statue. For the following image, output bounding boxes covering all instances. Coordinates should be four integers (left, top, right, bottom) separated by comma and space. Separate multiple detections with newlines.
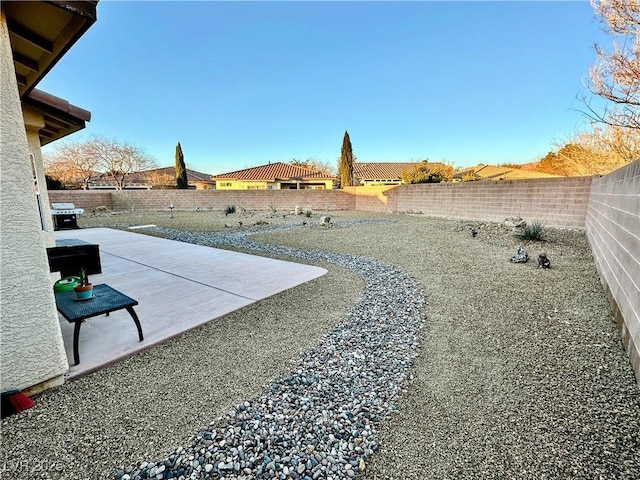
537, 252, 551, 268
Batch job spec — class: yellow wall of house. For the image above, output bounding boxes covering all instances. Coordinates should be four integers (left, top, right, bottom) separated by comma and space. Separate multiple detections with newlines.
216, 180, 333, 190
311, 180, 333, 189
359, 179, 403, 187
215, 180, 267, 190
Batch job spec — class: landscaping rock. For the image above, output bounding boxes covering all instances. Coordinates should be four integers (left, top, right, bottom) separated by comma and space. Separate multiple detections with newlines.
504, 216, 526, 228
510, 245, 529, 263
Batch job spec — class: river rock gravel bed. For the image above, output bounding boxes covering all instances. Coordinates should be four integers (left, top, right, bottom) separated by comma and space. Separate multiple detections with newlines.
117, 223, 425, 480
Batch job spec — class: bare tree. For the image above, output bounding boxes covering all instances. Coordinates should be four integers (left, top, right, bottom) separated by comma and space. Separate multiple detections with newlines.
44, 142, 100, 189
142, 169, 175, 187
290, 158, 336, 176
585, 0, 640, 129
45, 136, 157, 190
537, 123, 638, 175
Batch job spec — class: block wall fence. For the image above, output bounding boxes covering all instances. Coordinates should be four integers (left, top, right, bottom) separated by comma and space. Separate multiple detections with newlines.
49, 166, 640, 384
49, 189, 355, 213
344, 176, 593, 228
50, 177, 593, 229
585, 161, 640, 385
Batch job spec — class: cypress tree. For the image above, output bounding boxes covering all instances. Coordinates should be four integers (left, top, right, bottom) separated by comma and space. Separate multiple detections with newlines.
339, 130, 354, 187
175, 142, 188, 189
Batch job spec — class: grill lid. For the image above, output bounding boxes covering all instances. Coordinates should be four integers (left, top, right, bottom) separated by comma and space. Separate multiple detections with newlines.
51, 203, 76, 210
51, 203, 84, 215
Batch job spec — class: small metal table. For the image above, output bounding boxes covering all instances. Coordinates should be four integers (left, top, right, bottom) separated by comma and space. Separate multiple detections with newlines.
54, 284, 143, 365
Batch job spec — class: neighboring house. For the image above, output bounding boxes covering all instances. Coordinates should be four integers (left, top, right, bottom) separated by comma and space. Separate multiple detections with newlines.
1, 0, 97, 394
86, 167, 215, 190
352, 162, 446, 186
212, 162, 334, 190
452, 164, 564, 181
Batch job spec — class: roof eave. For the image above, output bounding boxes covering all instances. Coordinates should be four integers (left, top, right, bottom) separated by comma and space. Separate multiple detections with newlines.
3, 0, 98, 99
23, 89, 91, 145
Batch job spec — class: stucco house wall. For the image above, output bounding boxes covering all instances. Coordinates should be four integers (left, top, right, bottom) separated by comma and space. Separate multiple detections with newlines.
586, 160, 640, 384
23, 104, 56, 247
0, 10, 68, 392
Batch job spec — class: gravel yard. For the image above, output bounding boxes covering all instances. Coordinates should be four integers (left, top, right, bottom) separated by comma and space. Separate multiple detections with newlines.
1, 210, 639, 480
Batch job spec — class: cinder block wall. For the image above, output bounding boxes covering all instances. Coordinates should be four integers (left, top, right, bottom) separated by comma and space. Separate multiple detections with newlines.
49, 189, 354, 213
50, 178, 593, 227
383, 177, 593, 228
48, 190, 113, 211
586, 160, 640, 385
344, 186, 398, 212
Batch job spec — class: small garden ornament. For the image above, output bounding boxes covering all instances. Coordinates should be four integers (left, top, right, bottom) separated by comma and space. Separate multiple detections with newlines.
537, 252, 551, 268
510, 245, 529, 263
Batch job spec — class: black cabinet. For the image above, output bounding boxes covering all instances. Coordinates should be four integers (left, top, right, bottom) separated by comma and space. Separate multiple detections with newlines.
47, 239, 102, 277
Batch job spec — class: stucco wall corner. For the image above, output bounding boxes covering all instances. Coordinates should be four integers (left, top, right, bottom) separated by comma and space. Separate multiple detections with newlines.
0, 9, 69, 391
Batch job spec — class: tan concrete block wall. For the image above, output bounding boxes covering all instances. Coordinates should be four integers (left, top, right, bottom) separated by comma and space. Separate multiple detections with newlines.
586, 160, 640, 385
48, 190, 114, 212
351, 177, 593, 228
49, 190, 355, 213
344, 186, 397, 212
50, 178, 594, 229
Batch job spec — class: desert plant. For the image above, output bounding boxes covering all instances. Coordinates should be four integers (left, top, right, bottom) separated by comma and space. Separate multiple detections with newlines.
224, 205, 236, 216
515, 220, 546, 241
305, 209, 312, 217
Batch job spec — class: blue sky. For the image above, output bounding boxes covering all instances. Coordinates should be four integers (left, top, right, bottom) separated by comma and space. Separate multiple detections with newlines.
39, 1, 610, 175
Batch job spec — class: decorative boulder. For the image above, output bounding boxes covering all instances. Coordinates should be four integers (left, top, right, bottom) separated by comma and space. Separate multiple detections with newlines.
320, 216, 331, 226
504, 217, 526, 229
537, 252, 551, 268
510, 245, 529, 263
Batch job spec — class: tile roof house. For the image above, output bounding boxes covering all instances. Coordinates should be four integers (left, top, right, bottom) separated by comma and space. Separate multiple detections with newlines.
352, 162, 446, 186
211, 162, 334, 190
87, 166, 215, 190
453, 164, 564, 181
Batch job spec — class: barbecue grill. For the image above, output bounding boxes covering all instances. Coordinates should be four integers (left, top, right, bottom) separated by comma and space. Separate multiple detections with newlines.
51, 203, 84, 230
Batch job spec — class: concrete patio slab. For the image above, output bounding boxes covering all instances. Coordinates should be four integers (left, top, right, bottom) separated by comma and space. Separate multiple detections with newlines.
54, 228, 327, 379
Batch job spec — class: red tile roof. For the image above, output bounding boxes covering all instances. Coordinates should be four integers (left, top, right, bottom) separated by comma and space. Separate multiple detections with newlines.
353, 162, 444, 180
211, 162, 334, 181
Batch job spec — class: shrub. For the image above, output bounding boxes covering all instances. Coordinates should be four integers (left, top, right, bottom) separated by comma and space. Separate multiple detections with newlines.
305, 209, 312, 217
515, 219, 545, 241
224, 205, 236, 216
